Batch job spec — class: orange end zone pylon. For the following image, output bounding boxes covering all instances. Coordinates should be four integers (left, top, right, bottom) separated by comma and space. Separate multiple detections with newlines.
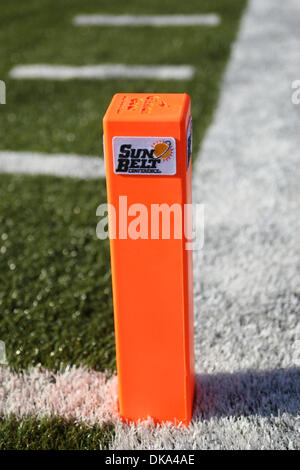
103, 93, 195, 425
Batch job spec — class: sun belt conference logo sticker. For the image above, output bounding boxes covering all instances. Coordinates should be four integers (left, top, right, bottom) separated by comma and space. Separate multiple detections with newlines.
113, 136, 176, 175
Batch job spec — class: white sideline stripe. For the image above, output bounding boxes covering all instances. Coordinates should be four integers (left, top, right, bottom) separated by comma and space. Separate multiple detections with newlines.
73, 14, 220, 27
0, 366, 118, 425
0, 151, 105, 179
10, 64, 195, 80
110, 0, 300, 449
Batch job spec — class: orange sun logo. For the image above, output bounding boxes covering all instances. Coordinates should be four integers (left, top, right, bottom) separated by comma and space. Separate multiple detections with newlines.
152, 140, 173, 161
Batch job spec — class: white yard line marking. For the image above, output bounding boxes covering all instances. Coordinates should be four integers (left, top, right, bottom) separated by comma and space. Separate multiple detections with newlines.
73, 14, 220, 27
10, 64, 195, 81
0, 151, 105, 179
0, 366, 118, 425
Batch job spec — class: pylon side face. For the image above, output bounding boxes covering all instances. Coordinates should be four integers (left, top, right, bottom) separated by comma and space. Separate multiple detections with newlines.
103, 93, 195, 425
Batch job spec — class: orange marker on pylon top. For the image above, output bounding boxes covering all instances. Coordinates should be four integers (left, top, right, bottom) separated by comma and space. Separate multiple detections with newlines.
103, 93, 195, 425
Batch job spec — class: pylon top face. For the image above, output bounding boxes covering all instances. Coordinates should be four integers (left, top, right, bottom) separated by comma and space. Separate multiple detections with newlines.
103, 93, 190, 123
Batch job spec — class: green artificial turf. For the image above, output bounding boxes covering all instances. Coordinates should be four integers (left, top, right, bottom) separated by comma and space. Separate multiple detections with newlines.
0, 415, 114, 450
0, 0, 247, 374
0, 0, 247, 450
0, 175, 115, 372
0, 0, 247, 155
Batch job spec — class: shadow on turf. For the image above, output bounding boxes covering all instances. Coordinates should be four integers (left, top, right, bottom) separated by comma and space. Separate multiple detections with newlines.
193, 367, 300, 419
